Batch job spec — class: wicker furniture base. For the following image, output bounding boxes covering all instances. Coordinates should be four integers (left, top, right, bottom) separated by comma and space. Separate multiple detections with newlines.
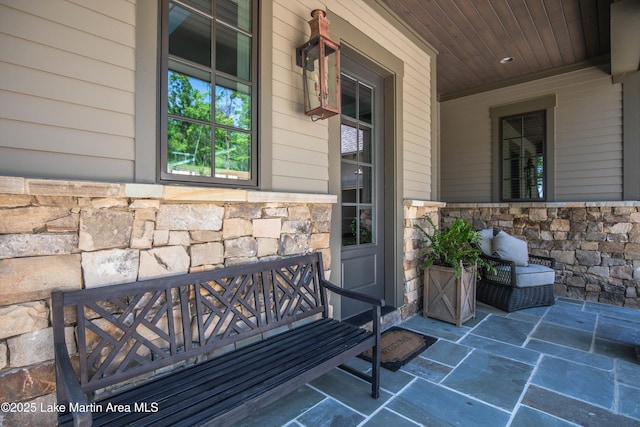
476, 280, 555, 312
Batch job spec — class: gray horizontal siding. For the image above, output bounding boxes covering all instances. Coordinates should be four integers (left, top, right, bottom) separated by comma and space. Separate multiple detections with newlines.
0, 0, 135, 182
441, 67, 623, 202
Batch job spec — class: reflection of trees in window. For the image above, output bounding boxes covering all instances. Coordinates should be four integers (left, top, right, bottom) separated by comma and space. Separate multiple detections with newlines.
167, 73, 252, 179
215, 85, 251, 178
168, 72, 212, 176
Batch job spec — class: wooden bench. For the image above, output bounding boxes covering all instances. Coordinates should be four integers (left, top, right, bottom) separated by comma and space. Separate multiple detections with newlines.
52, 253, 384, 426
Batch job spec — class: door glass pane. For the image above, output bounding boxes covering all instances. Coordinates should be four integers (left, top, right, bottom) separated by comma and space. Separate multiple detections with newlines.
342, 206, 357, 246
169, 2, 211, 67
341, 164, 358, 203
359, 83, 373, 124
360, 126, 373, 164
341, 75, 357, 119
341, 73, 375, 247
360, 165, 373, 204
357, 208, 373, 244
341, 123, 358, 160
216, 25, 251, 80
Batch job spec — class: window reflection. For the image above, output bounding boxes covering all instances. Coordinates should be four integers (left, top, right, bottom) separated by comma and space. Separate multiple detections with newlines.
501, 111, 545, 200
216, 26, 251, 81
168, 3, 211, 67
215, 77, 251, 130
167, 118, 212, 177
166, 70, 251, 180
164, 0, 255, 185
215, 129, 250, 179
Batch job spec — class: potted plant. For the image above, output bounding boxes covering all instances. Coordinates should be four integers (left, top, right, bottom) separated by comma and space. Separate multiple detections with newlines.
415, 216, 488, 326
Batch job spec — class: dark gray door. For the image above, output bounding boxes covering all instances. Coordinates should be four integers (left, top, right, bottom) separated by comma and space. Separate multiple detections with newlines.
340, 57, 384, 320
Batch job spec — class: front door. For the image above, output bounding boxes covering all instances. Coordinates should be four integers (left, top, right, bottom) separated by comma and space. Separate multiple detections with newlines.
340, 57, 385, 320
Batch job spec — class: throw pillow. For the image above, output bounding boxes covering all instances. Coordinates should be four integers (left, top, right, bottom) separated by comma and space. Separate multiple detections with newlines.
493, 231, 529, 266
477, 229, 494, 256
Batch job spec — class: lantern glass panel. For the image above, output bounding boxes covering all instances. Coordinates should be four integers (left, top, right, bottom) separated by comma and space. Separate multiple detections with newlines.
302, 43, 321, 112
324, 42, 338, 110
302, 39, 339, 116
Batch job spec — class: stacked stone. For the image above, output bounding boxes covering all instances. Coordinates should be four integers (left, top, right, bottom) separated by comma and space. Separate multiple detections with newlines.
441, 203, 640, 309
403, 200, 445, 318
0, 178, 333, 425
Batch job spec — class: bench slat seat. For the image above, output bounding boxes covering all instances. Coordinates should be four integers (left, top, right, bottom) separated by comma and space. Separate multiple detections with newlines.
58, 319, 372, 427
53, 253, 383, 426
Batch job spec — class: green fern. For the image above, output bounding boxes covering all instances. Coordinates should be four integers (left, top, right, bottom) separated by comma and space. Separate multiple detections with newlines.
415, 216, 491, 277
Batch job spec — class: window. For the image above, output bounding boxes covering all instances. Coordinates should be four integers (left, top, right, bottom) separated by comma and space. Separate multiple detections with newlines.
490, 95, 556, 202
500, 111, 545, 201
341, 74, 375, 246
160, 0, 258, 187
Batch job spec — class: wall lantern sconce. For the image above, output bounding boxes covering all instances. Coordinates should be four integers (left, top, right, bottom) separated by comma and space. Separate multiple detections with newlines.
296, 9, 341, 121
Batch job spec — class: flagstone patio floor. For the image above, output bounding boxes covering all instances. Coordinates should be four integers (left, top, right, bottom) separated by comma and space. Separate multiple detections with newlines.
231, 298, 640, 427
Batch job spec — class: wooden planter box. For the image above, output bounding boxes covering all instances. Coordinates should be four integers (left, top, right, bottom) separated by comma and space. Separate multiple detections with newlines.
423, 264, 476, 327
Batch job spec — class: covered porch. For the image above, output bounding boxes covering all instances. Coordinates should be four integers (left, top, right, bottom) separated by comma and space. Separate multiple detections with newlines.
240, 299, 640, 426
1, 0, 639, 425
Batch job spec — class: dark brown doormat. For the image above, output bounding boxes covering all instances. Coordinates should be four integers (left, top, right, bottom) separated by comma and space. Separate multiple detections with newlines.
359, 327, 437, 372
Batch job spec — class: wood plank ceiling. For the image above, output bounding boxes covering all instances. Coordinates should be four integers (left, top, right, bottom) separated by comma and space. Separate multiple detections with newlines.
380, 0, 612, 101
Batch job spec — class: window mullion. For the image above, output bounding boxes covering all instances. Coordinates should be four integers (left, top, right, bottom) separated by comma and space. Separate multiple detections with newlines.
211, 2, 217, 181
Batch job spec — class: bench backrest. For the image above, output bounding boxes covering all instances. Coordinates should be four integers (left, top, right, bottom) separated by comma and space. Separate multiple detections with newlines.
52, 253, 327, 395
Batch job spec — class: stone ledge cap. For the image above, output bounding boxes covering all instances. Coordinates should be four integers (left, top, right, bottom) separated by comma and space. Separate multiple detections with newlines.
0, 176, 26, 194
2, 176, 337, 204
404, 199, 446, 208
446, 201, 640, 208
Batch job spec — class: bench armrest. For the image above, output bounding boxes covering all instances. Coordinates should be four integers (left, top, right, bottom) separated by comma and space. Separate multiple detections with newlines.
54, 343, 92, 427
320, 277, 384, 398
319, 278, 385, 307
52, 290, 92, 427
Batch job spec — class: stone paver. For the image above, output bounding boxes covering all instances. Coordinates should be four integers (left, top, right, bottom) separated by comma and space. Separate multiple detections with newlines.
234, 300, 640, 426
443, 351, 534, 410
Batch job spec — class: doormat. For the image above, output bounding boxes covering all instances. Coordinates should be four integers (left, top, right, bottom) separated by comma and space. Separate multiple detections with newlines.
359, 327, 437, 372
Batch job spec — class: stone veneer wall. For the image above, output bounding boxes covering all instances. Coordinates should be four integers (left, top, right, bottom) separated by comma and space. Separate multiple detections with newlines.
0, 176, 335, 426
402, 200, 446, 318
441, 203, 640, 309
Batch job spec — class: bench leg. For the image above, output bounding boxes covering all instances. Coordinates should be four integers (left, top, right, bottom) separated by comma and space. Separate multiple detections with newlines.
371, 305, 381, 398
371, 346, 380, 398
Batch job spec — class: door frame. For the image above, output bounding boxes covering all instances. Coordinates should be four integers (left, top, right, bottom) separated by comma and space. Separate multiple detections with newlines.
327, 41, 403, 319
